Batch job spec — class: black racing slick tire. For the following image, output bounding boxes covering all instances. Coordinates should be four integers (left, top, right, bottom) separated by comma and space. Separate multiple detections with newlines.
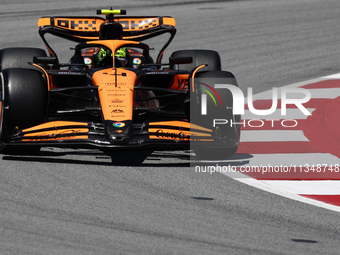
190, 70, 241, 160
0, 68, 46, 154
0, 47, 47, 72
170, 49, 221, 72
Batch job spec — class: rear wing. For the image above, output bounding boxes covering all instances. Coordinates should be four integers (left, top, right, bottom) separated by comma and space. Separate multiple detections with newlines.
38, 15, 176, 63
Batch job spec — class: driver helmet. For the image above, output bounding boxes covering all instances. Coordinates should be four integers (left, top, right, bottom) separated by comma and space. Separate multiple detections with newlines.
83, 47, 131, 68
114, 47, 130, 67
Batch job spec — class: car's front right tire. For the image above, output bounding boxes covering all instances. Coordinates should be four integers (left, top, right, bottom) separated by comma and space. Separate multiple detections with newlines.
0, 68, 46, 154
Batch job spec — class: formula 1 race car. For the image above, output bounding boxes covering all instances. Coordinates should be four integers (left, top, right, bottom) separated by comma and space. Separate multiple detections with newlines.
0, 9, 240, 159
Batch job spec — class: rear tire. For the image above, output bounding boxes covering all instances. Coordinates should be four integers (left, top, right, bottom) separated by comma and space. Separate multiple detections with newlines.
170, 49, 221, 72
0, 68, 46, 154
0, 47, 47, 71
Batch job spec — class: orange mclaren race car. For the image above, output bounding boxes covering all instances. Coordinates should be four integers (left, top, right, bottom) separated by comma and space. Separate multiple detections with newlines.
0, 9, 240, 159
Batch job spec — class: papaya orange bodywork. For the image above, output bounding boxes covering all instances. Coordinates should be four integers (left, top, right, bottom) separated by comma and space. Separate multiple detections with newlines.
148, 121, 211, 132
191, 64, 207, 93
38, 16, 174, 35
92, 68, 137, 122
22, 121, 89, 141
32, 63, 52, 91
148, 121, 213, 141
163, 17, 176, 27
115, 17, 159, 31
37, 17, 51, 28
149, 128, 213, 141
169, 74, 189, 90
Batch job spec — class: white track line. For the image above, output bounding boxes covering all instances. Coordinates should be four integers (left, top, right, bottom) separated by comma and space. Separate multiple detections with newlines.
260, 180, 340, 195
235, 153, 340, 166
231, 176, 340, 212
322, 74, 340, 79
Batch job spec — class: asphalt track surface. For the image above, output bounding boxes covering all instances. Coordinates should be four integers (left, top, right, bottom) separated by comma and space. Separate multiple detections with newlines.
0, 0, 340, 254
